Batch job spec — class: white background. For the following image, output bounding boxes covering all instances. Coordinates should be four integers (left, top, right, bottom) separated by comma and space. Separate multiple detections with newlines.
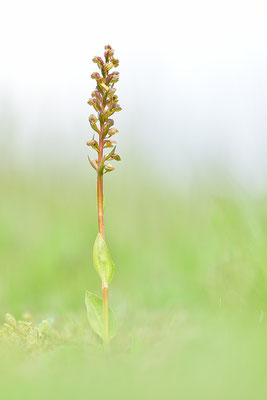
1, 0, 267, 187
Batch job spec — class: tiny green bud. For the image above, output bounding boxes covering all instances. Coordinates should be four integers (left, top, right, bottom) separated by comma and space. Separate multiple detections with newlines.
114, 104, 122, 112
107, 103, 122, 117
104, 164, 115, 173
111, 153, 121, 161
89, 114, 97, 124
92, 56, 104, 69
88, 98, 101, 113
104, 146, 116, 161
107, 88, 116, 98
103, 119, 114, 137
91, 72, 101, 81
107, 128, 118, 137
87, 139, 99, 152
106, 72, 119, 85
112, 58, 119, 67
111, 95, 119, 103
104, 46, 115, 62
89, 114, 100, 133
107, 118, 114, 127
92, 90, 102, 102
104, 139, 117, 148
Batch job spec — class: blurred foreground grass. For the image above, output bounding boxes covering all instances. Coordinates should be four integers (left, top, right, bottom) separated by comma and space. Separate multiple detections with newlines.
1, 168, 267, 399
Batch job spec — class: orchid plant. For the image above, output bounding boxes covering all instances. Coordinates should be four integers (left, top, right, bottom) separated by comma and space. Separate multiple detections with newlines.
85, 45, 122, 346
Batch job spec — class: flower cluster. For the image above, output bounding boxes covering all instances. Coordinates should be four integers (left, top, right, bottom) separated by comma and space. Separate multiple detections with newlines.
87, 45, 122, 175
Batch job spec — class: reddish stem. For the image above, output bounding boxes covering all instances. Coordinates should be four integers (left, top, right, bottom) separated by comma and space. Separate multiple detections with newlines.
97, 114, 109, 345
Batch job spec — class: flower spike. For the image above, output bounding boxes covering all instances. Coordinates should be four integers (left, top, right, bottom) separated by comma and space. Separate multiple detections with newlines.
87, 45, 122, 174
86, 45, 122, 346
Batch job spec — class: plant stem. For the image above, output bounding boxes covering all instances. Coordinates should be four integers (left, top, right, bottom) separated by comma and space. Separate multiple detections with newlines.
97, 172, 105, 239
97, 125, 109, 345
102, 284, 109, 345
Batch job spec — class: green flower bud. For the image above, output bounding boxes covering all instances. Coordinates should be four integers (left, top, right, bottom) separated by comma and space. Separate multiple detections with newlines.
103, 118, 114, 136
106, 118, 114, 131
107, 128, 118, 137
91, 72, 101, 81
88, 98, 101, 113
109, 103, 122, 112
102, 111, 110, 123
106, 103, 122, 117
89, 114, 99, 133
114, 104, 122, 112
104, 48, 114, 62
106, 72, 119, 85
92, 90, 102, 102
106, 108, 116, 117
89, 114, 97, 123
104, 164, 115, 173
111, 153, 121, 161
107, 88, 116, 98
87, 139, 99, 152
104, 146, 116, 162
92, 56, 104, 69
112, 58, 119, 67
104, 139, 117, 149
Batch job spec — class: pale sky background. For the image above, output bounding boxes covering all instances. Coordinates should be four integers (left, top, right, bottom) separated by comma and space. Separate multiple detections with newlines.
1, 0, 267, 188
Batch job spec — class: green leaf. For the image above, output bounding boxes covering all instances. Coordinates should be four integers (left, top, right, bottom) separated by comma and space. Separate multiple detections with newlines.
93, 233, 114, 284
85, 291, 117, 340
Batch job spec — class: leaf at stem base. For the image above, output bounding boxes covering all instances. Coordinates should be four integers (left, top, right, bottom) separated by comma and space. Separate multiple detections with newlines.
85, 291, 117, 340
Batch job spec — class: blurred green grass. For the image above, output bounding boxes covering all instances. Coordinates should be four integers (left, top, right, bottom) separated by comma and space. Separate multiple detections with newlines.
1, 168, 267, 399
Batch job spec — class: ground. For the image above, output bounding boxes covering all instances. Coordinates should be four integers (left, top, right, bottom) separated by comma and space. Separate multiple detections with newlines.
1, 169, 267, 399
